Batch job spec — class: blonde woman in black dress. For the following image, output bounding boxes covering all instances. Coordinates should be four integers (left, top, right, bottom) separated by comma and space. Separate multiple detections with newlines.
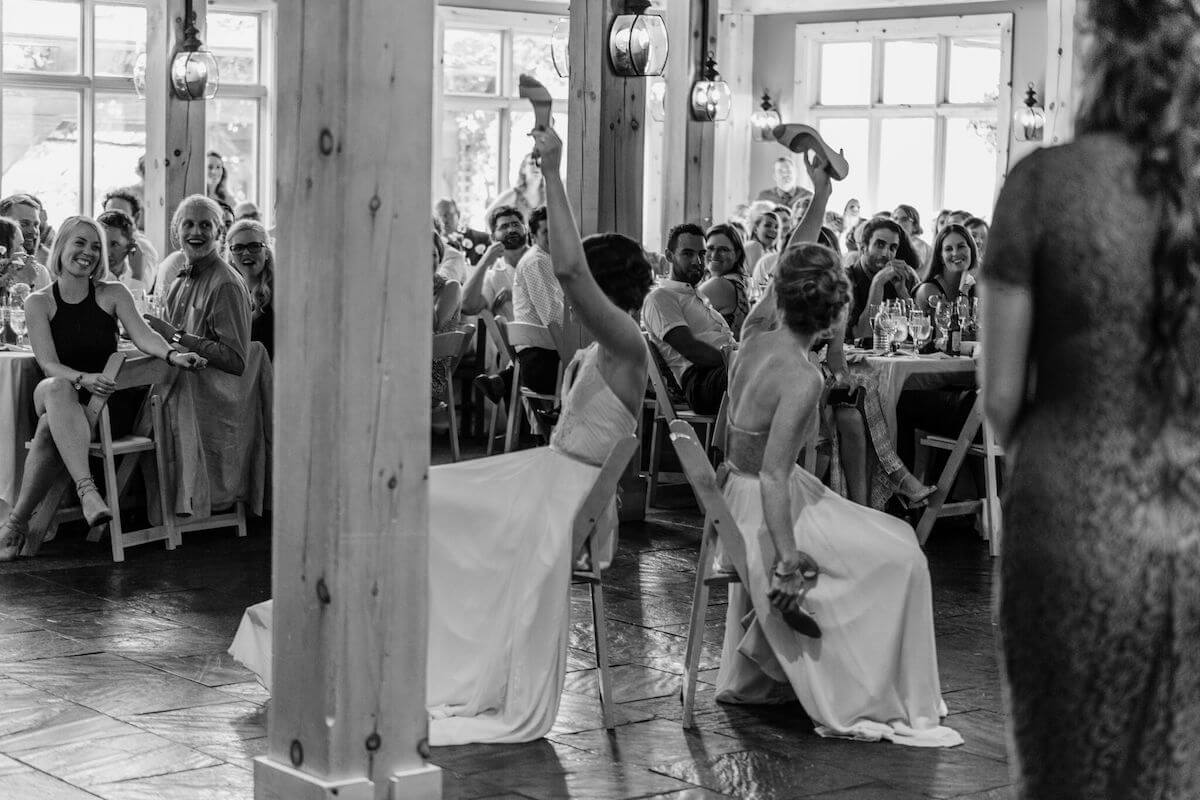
983, 1, 1200, 795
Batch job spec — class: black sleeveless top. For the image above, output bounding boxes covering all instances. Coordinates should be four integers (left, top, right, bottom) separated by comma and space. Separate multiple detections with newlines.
50, 281, 118, 376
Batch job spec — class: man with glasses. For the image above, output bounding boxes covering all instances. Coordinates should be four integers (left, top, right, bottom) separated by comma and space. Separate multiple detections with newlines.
642, 222, 735, 415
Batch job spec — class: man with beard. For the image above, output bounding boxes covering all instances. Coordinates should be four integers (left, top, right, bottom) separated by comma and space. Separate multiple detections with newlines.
460, 205, 527, 321
755, 157, 813, 211
435, 198, 490, 265
0, 194, 50, 290
847, 216, 918, 339
642, 222, 736, 415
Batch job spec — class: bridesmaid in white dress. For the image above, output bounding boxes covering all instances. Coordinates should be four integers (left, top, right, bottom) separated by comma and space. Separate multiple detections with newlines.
230, 123, 652, 746
712, 147, 961, 748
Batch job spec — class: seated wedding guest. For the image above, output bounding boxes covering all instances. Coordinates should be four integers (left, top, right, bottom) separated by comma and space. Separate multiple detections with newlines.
915, 222, 980, 310
432, 216, 469, 285
894, 204, 932, 275
475, 205, 561, 404
234, 201, 260, 221
231, 115, 652, 746
933, 208, 951, 238
0, 195, 50, 290
964, 216, 989, 269
0, 216, 206, 560
714, 233, 960, 747
102, 194, 160, 286
847, 217, 919, 338
643, 223, 735, 414
207, 151, 232, 208
97, 210, 155, 300
226, 218, 275, 360
431, 231, 462, 405
947, 209, 972, 227
217, 202, 236, 238
103, 189, 142, 227
145, 194, 250, 376
435, 198, 490, 265
699, 223, 751, 335
743, 207, 780, 276
0, 216, 48, 291
756, 156, 811, 210
460, 205, 528, 320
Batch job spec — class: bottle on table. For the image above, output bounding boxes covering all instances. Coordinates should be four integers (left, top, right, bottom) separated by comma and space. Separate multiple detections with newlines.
944, 298, 962, 357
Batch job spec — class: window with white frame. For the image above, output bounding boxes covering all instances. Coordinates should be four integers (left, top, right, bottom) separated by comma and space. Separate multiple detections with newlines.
0, 0, 273, 225
795, 15, 1012, 230
437, 7, 567, 231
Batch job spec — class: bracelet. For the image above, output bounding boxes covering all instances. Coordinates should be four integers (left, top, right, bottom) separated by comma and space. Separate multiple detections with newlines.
165, 349, 178, 366
774, 557, 803, 579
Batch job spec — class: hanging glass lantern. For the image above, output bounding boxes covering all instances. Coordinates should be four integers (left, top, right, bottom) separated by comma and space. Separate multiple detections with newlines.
608, 1, 669, 77
690, 53, 731, 122
170, 0, 219, 100
750, 91, 781, 141
551, 17, 570, 78
1014, 83, 1045, 142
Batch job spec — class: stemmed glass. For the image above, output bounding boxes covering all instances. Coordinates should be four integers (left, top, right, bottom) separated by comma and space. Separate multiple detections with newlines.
7, 309, 26, 348
889, 305, 910, 354
909, 311, 932, 352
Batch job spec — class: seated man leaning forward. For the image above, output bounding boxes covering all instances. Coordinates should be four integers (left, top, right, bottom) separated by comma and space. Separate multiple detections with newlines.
642, 222, 736, 415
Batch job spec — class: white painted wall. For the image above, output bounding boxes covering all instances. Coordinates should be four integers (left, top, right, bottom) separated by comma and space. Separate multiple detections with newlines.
745, 0, 1047, 213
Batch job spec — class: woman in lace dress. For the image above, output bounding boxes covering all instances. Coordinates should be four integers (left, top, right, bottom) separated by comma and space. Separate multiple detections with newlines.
231, 122, 652, 746
982, 2, 1200, 796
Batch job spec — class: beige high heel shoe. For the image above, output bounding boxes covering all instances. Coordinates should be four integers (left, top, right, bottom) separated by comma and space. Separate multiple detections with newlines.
75, 477, 112, 527
0, 517, 27, 561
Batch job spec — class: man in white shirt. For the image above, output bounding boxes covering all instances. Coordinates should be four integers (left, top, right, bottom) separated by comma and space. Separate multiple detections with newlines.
642, 222, 735, 414
460, 204, 528, 321
97, 210, 156, 301
475, 205, 562, 404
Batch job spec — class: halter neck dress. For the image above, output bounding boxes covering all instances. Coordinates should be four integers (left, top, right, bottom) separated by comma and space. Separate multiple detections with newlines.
229, 343, 637, 745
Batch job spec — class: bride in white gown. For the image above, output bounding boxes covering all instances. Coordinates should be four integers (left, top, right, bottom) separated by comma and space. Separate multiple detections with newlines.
230, 123, 652, 746
712, 144, 961, 748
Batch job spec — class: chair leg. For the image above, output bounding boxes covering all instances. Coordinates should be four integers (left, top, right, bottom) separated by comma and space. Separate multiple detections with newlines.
486, 399, 504, 457
152, 397, 180, 549
647, 417, 664, 508
682, 526, 714, 729
504, 392, 521, 454
590, 576, 615, 731
235, 502, 248, 538
445, 374, 461, 463
101, 450, 124, 563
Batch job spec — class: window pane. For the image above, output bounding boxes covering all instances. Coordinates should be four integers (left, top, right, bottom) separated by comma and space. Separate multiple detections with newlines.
444, 29, 500, 95
948, 36, 1001, 104
2, 88, 80, 222
2, 0, 81, 74
944, 116, 999, 220
95, 4, 145, 77
512, 33, 567, 99
207, 12, 259, 85
817, 118, 868, 222
819, 42, 870, 106
439, 109, 499, 231
93, 93, 145, 211
882, 40, 936, 105
207, 98, 258, 205
877, 117, 935, 228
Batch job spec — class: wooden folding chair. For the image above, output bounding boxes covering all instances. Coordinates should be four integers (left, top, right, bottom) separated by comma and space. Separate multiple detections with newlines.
22, 352, 180, 562
644, 335, 718, 507
569, 435, 639, 731
478, 310, 515, 456
432, 322, 477, 462
666, 419, 751, 729
503, 320, 565, 453
913, 392, 1005, 554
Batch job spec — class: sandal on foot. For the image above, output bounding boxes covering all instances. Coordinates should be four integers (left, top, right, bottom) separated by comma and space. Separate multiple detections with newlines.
75, 477, 112, 528
895, 482, 937, 510
0, 517, 27, 562
772, 123, 850, 181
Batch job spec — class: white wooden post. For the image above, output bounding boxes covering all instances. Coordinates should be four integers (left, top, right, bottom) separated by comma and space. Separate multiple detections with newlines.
712, 12, 754, 225
661, 0, 718, 231
1044, 0, 1088, 146
256, 2, 441, 799
143, 0, 207, 257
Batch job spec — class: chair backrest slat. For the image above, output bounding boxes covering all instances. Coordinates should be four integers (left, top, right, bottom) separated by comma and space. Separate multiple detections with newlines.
571, 435, 639, 561
112, 354, 173, 391
643, 335, 681, 423
432, 329, 469, 360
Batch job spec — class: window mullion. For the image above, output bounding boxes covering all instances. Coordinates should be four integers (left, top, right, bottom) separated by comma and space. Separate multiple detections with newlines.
81, 0, 96, 215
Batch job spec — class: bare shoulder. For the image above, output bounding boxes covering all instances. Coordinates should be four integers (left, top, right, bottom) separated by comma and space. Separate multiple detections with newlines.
698, 275, 735, 308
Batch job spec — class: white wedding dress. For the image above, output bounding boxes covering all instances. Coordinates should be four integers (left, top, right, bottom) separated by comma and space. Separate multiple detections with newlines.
713, 420, 962, 748
230, 343, 636, 745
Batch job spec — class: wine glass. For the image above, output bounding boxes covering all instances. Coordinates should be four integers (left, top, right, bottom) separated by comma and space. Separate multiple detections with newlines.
910, 311, 932, 352
890, 311, 910, 354
7, 309, 26, 347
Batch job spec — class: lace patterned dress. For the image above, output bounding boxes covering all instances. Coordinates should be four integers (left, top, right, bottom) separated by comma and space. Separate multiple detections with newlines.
986, 135, 1200, 798
229, 343, 636, 745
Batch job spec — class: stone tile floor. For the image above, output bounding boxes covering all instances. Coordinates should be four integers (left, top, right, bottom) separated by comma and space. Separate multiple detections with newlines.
0, 440, 1013, 799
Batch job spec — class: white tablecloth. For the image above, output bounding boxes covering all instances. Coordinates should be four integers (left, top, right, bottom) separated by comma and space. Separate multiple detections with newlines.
854, 352, 978, 444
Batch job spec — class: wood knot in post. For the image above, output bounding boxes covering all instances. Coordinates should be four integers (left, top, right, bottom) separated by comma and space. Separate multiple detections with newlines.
369, 195, 382, 216
631, 118, 640, 131
418, 738, 431, 759
387, 474, 397, 490
290, 739, 303, 766
315, 578, 331, 604
319, 128, 335, 156
365, 732, 381, 752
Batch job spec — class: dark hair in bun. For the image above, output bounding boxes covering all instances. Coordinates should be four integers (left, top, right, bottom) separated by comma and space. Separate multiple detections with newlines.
774, 244, 851, 336
582, 232, 654, 312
